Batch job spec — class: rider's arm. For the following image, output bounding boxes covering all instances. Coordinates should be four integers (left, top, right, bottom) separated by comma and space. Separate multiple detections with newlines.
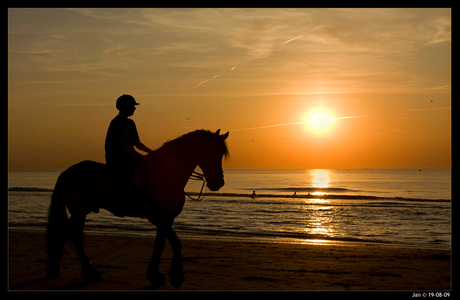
117, 139, 146, 160
134, 139, 152, 154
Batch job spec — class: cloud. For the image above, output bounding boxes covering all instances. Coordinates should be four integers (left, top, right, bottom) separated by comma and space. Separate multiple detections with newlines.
319, 8, 451, 52
8, 8, 451, 96
428, 16, 451, 45
67, 8, 140, 21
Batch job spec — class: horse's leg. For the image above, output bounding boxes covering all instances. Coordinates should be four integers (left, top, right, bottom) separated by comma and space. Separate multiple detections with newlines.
165, 227, 184, 288
146, 228, 167, 286
45, 229, 69, 278
68, 214, 101, 281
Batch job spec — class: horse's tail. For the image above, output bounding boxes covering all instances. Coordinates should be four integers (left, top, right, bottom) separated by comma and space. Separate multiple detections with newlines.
45, 170, 70, 265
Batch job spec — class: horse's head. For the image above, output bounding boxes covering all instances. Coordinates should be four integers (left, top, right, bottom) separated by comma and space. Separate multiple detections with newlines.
196, 129, 229, 191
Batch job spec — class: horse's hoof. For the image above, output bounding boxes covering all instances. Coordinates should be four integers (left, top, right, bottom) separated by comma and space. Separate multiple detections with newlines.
81, 265, 102, 282
168, 268, 184, 289
146, 272, 165, 288
168, 262, 184, 288
169, 274, 184, 289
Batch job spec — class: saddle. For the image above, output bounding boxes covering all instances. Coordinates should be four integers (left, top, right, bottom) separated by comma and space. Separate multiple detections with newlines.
96, 165, 114, 192
96, 165, 147, 216
97, 165, 145, 193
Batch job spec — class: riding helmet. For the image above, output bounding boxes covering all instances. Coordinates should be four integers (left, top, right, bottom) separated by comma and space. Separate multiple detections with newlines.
116, 94, 139, 112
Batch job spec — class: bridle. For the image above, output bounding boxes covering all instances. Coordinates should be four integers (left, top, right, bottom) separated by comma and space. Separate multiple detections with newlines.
184, 169, 224, 201
184, 171, 207, 201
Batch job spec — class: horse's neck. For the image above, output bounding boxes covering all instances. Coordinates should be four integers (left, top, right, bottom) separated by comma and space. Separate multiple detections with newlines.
147, 144, 198, 191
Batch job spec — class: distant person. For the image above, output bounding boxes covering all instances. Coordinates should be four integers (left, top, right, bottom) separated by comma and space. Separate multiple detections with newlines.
105, 94, 152, 216
251, 191, 257, 199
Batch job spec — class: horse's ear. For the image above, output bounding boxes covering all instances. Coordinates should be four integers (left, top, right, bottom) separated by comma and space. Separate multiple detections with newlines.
220, 131, 229, 140
215, 129, 221, 136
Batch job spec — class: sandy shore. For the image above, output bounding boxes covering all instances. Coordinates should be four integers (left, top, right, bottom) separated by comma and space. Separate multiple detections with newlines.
9, 229, 450, 291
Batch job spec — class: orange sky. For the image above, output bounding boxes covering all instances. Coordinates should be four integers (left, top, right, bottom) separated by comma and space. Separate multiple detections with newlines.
8, 8, 451, 170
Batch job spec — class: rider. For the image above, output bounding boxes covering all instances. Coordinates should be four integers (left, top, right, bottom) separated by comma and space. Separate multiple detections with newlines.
105, 94, 152, 216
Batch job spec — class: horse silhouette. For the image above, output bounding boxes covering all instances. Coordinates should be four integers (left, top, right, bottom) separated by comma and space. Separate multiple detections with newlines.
45, 129, 229, 288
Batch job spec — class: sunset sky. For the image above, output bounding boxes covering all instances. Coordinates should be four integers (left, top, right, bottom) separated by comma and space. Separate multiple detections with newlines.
8, 8, 451, 170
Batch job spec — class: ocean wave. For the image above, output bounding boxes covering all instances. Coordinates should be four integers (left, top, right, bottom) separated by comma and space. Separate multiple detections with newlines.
171, 226, 398, 245
188, 192, 451, 203
8, 187, 53, 192
9, 186, 450, 202
245, 187, 360, 193
8, 219, 450, 247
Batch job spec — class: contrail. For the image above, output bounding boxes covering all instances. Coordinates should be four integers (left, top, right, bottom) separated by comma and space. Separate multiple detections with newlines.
184, 24, 326, 93
312, 24, 326, 31
331, 116, 363, 120
232, 120, 312, 132
281, 34, 306, 45
231, 115, 364, 132
281, 24, 326, 45
195, 80, 209, 87
183, 65, 238, 93
183, 79, 210, 93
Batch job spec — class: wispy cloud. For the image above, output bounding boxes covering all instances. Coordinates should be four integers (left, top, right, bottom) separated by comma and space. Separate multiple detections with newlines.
9, 8, 451, 97
8, 8, 451, 170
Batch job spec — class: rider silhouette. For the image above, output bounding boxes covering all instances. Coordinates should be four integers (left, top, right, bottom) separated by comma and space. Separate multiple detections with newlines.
105, 94, 152, 216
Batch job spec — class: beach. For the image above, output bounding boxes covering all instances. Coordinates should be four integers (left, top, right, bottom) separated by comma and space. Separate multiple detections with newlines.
8, 229, 450, 291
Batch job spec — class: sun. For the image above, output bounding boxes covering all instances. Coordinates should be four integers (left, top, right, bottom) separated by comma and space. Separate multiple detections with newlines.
303, 108, 336, 135
310, 112, 330, 128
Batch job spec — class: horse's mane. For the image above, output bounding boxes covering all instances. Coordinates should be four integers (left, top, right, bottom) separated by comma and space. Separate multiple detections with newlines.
154, 130, 229, 159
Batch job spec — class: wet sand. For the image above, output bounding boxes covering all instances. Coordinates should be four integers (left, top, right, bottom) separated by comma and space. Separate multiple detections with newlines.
8, 229, 450, 291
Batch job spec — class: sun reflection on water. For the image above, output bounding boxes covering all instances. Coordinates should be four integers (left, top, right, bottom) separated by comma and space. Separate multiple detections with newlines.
306, 169, 332, 196
302, 171, 335, 243
299, 239, 336, 246
310, 169, 331, 188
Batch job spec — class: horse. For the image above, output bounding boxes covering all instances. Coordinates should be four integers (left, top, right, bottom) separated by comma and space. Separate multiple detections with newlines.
45, 129, 229, 288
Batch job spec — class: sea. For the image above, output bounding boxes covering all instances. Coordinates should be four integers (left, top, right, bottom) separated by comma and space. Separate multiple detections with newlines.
8, 169, 451, 248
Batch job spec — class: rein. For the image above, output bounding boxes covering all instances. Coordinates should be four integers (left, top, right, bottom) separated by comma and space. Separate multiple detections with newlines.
185, 171, 207, 201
